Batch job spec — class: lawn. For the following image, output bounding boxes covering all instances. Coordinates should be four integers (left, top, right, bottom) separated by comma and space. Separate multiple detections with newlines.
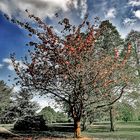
83, 121, 140, 140
0, 121, 140, 139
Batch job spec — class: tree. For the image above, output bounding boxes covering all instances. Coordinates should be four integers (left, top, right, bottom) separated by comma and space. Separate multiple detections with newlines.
8, 11, 131, 138
39, 106, 68, 123
91, 20, 125, 131
56, 111, 68, 123
3, 89, 39, 122
0, 80, 12, 119
117, 91, 140, 121
95, 20, 124, 53
39, 106, 57, 123
116, 100, 134, 122
125, 30, 140, 78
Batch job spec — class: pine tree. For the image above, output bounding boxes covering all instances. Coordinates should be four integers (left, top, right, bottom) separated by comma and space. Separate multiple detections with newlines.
12, 89, 39, 118
95, 20, 124, 54
0, 80, 12, 117
125, 30, 140, 78
91, 20, 125, 131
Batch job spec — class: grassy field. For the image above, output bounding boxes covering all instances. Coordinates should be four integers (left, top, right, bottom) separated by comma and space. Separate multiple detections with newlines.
0, 121, 140, 139
83, 121, 140, 140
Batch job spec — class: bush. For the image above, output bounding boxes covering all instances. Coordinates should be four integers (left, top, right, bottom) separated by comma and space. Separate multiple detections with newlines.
13, 115, 47, 131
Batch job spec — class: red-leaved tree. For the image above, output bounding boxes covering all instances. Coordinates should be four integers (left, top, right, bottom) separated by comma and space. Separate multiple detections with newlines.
8, 11, 131, 137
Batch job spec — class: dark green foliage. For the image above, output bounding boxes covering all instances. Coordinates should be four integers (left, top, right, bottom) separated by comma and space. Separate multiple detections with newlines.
13, 115, 47, 131
12, 89, 39, 117
2, 89, 39, 123
0, 81, 12, 115
95, 20, 124, 54
125, 30, 140, 78
126, 30, 140, 43
0, 80, 13, 123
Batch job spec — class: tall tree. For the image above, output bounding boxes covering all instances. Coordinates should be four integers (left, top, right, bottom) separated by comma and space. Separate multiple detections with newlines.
95, 20, 124, 53
3, 89, 39, 122
8, 11, 131, 138
125, 30, 140, 78
94, 20, 125, 131
0, 80, 12, 118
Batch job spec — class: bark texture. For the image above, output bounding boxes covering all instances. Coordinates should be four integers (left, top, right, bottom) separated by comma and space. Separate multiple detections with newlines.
74, 119, 81, 138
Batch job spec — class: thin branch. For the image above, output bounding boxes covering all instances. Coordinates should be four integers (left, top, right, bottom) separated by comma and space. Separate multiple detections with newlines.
96, 84, 127, 108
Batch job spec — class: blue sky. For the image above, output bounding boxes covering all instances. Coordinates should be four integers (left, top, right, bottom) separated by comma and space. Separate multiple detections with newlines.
0, 0, 140, 89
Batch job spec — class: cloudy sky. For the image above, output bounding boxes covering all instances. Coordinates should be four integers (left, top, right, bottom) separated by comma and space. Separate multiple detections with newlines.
0, 0, 140, 96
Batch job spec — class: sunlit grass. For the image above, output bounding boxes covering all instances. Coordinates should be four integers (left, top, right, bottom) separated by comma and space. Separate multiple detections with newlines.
83, 121, 140, 140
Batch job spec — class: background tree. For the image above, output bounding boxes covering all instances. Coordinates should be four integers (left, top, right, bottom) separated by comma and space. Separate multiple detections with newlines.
88, 20, 126, 131
39, 106, 57, 123
95, 20, 124, 53
3, 89, 39, 122
9, 11, 132, 138
0, 80, 12, 123
125, 30, 140, 78
56, 111, 68, 123
116, 90, 140, 121
116, 100, 134, 122
39, 106, 68, 123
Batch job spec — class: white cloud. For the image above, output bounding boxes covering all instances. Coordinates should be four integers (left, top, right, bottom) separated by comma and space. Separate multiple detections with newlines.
3, 58, 14, 71
32, 96, 60, 113
0, 64, 3, 69
3, 58, 27, 71
105, 8, 117, 19
3, 58, 12, 64
133, 10, 140, 19
79, 0, 88, 19
123, 18, 137, 26
0, 0, 88, 19
128, 0, 140, 6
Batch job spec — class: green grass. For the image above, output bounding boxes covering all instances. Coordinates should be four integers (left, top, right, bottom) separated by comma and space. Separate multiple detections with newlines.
83, 121, 140, 140
1, 121, 140, 139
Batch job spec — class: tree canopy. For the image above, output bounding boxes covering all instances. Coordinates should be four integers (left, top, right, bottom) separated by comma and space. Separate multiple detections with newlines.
39, 106, 67, 123
8, 11, 132, 137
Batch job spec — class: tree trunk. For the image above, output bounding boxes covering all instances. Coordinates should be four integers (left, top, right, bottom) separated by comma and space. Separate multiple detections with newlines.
74, 118, 81, 138
109, 106, 115, 131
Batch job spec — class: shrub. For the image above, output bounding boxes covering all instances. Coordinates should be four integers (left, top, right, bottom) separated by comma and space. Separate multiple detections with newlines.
13, 115, 47, 131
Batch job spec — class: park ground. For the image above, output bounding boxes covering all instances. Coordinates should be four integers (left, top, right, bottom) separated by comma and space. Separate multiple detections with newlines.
0, 121, 140, 140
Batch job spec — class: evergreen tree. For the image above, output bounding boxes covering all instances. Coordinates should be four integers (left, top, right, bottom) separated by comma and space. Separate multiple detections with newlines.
125, 30, 140, 78
3, 89, 39, 121
95, 20, 124, 54
90, 20, 125, 131
0, 80, 12, 117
